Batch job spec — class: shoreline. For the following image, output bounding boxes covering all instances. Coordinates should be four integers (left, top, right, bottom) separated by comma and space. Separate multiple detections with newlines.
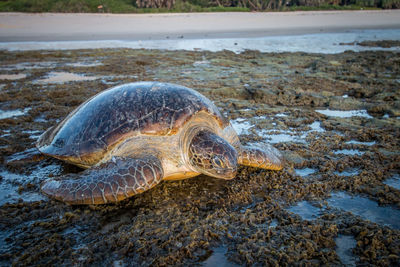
1, 10, 400, 42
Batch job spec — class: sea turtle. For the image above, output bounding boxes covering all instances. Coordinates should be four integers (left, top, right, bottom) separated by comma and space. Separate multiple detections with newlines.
38, 82, 283, 205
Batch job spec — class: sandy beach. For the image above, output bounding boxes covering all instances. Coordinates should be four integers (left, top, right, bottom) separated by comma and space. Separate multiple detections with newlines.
1, 10, 400, 42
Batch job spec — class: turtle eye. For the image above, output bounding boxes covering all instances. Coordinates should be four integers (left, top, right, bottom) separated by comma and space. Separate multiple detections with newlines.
212, 155, 225, 168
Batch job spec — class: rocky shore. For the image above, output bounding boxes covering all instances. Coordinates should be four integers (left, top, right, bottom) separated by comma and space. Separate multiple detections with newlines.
0, 47, 399, 266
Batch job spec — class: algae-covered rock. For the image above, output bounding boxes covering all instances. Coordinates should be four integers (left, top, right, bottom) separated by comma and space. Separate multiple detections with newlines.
0, 48, 399, 266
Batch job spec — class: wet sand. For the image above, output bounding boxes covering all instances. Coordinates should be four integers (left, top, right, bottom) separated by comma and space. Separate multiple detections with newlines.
1, 10, 400, 42
0, 46, 399, 266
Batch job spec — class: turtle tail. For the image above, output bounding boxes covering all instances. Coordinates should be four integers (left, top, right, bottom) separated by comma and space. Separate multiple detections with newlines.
41, 156, 164, 205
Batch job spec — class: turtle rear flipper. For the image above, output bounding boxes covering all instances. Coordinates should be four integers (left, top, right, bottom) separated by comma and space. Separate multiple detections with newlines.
41, 156, 163, 205
238, 144, 284, 171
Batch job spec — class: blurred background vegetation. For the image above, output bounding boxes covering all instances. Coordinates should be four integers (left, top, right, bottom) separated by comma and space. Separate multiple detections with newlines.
0, 0, 398, 12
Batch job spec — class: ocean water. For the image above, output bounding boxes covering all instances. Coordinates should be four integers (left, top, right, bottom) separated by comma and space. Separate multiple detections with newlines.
1, 29, 399, 54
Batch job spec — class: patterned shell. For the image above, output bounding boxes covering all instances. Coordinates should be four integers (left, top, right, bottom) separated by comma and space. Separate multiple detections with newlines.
37, 82, 228, 165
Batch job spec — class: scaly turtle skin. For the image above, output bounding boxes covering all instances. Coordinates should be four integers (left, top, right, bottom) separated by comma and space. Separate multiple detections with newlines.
37, 82, 283, 205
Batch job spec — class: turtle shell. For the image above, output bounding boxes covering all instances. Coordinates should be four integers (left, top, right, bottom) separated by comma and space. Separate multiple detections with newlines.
37, 82, 228, 167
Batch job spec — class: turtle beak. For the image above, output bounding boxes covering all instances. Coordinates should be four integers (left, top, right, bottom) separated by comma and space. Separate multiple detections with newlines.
215, 165, 237, 180
212, 151, 238, 180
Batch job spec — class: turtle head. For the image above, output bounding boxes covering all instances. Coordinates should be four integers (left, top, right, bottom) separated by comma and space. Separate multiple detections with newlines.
188, 130, 238, 179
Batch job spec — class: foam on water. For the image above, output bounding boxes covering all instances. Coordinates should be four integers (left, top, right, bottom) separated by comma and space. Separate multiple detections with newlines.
327, 192, 400, 229
316, 109, 373, 119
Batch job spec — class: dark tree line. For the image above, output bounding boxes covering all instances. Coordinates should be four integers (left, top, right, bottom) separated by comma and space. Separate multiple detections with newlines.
135, 0, 399, 9
136, 0, 176, 8
0, 0, 397, 12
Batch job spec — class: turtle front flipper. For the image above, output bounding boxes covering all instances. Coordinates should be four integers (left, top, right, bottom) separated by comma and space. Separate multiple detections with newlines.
41, 156, 163, 205
238, 144, 284, 171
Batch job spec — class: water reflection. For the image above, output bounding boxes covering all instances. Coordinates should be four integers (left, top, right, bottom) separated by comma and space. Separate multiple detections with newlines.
327, 192, 400, 230
335, 235, 357, 267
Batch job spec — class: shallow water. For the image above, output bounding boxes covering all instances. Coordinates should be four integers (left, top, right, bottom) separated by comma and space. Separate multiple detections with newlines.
0, 74, 27, 80
0, 108, 31, 120
1, 29, 400, 54
202, 246, 238, 267
0, 61, 57, 70
0, 61, 103, 71
335, 235, 357, 267
334, 168, 360, 176
34, 114, 47, 123
333, 149, 365, 156
260, 120, 325, 144
34, 71, 99, 84
383, 174, 400, 190
288, 192, 400, 230
327, 192, 400, 230
0, 170, 45, 206
287, 201, 323, 220
65, 61, 103, 67
22, 130, 42, 140
308, 121, 325, 133
261, 131, 305, 144
316, 109, 373, 119
295, 168, 317, 177
346, 140, 376, 146
0, 182, 45, 205
193, 56, 211, 67
230, 118, 252, 135
0, 163, 62, 205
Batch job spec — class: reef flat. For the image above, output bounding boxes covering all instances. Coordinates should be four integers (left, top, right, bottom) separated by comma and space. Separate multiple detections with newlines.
0, 47, 399, 266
